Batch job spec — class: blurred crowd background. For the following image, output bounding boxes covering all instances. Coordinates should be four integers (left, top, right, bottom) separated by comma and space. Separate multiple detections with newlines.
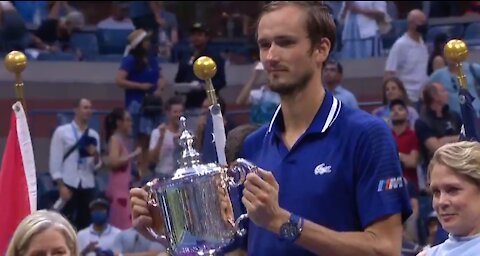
1, 1, 480, 255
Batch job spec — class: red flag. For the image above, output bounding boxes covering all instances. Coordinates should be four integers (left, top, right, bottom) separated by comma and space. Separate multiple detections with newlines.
0, 102, 37, 255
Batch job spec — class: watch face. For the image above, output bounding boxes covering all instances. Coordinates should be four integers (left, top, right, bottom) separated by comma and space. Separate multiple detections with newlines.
280, 222, 298, 240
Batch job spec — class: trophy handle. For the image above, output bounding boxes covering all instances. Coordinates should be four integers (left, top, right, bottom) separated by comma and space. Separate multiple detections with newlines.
226, 158, 258, 187
234, 213, 249, 237
144, 179, 169, 246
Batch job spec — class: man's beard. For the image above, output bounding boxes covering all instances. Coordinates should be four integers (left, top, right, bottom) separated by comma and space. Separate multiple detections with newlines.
267, 70, 312, 96
391, 118, 407, 126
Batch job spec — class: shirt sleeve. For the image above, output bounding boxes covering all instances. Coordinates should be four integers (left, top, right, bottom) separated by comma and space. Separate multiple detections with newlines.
111, 232, 124, 253
119, 56, 134, 73
385, 41, 401, 72
415, 119, 436, 144
149, 129, 160, 150
49, 127, 64, 181
354, 118, 413, 228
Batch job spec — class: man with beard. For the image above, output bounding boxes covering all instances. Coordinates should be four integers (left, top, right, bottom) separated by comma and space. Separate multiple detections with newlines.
129, 2, 412, 255
390, 99, 420, 189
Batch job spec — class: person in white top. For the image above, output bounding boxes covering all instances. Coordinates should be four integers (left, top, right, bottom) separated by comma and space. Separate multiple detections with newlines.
49, 98, 102, 230
385, 9, 429, 106
417, 141, 480, 256
77, 198, 121, 256
148, 96, 185, 179
96, 2, 135, 30
339, 1, 388, 59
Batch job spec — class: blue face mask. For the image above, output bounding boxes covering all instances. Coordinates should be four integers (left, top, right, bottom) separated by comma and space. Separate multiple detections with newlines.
91, 211, 108, 225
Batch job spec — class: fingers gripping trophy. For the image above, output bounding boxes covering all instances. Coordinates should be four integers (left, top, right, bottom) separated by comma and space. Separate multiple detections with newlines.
140, 56, 256, 256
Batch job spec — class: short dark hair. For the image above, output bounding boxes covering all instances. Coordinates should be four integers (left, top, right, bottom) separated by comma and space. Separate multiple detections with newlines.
389, 98, 407, 110
325, 59, 343, 74
225, 124, 261, 164
422, 82, 440, 107
165, 96, 184, 111
257, 1, 336, 53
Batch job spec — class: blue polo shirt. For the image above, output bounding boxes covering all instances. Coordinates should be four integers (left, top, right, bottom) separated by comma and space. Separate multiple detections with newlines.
240, 90, 412, 256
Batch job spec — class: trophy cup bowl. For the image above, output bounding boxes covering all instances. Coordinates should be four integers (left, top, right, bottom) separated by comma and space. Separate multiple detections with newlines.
144, 118, 254, 256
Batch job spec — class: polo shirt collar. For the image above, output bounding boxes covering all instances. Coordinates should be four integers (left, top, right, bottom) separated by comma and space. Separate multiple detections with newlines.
89, 224, 111, 236
267, 90, 342, 135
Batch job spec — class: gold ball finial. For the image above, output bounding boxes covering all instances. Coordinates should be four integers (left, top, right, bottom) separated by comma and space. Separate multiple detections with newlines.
4, 51, 27, 74
444, 39, 469, 64
193, 56, 217, 80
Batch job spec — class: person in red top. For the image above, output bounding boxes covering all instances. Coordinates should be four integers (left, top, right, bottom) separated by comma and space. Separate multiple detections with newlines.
390, 99, 420, 189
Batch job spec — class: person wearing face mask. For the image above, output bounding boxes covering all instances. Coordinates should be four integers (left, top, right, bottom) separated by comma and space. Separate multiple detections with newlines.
77, 198, 121, 256
385, 9, 429, 110
417, 141, 480, 256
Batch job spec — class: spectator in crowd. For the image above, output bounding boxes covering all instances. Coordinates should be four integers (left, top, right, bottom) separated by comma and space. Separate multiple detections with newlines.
49, 98, 102, 230
115, 28, 166, 178
323, 59, 359, 108
96, 2, 134, 30
174, 22, 226, 110
430, 59, 480, 118
6, 210, 79, 256
464, 1, 480, 16
77, 198, 121, 256
390, 99, 420, 188
427, 33, 448, 76
414, 82, 462, 171
339, 1, 388, 59
372, 77, 419, 129
112, 227, 167, 255
104, 108, 141, 230
30, 1, 84, 54
418, 141, 480, 255
12, 1, 48, 25
148, 96, 184, 180
128, 1, 162, 56
0, 1, 31, 52
236, 61, 280, 125
155, 1, 178, 60
385, 9, 429, 107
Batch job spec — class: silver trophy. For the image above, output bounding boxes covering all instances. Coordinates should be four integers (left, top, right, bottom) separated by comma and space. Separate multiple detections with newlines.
144, 57, 256, 255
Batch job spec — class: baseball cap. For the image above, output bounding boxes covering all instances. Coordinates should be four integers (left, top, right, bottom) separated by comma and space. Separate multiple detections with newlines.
190, 22, 209, 34
89, 198, 110, 209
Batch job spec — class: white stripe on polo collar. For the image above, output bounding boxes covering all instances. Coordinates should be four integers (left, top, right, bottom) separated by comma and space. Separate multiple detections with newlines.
267, 96, 341, 134
123, 30, 147, 57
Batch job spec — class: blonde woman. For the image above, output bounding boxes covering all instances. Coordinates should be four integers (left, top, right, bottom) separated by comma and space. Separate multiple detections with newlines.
418, 141, 480, 256
6, 210, 78, 256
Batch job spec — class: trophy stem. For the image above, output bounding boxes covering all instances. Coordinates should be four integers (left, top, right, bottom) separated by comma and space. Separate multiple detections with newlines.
205, 79, 217, 106
14, 72, 27, 112
454, 63, 468, 90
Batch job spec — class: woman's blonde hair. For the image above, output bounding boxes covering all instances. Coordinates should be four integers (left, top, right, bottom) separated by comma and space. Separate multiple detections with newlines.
428, 141, 480, 187
6, 210, 78, 256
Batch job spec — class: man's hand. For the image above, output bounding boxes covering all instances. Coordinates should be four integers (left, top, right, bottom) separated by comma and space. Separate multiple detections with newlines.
130, 187, 165, 241
86, 144, 97, 156
81, 241, 98, 256
242, 169, 289, 233
58, 183, 72, 202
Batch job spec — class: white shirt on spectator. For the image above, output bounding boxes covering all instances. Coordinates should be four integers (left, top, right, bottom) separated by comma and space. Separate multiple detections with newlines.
385, 33, 429, 102
112, 227, 166, 254
77, 224, 121, 256
97, 17, 134, 30
49, 121, 101, 189
149, 128, 177, 176
341, 1, 387, 39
